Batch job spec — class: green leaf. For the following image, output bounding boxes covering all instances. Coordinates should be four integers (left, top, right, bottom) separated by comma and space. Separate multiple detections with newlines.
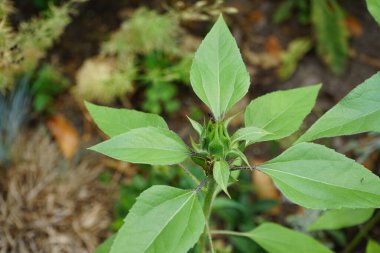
279, 38, 312, 80
187, 116, 203, 135
85, 101, 168, 137
226, 148, 250, 166
273, 0, 295, 24
259, 142, 380, 209
311, 0, 349, 74
213, 160, 231, 198
367, 0, 380, 26
94, 234, 116, 253
308, 209, 375, 231
297, 72, 380, 143
244, 85, 320, 143
245, 222, 333, 253
190, 15, 250, 120
232, 126, 271, 144
367, 239, 380, 253
110, 185, 205, 253
90, 127, 189, 165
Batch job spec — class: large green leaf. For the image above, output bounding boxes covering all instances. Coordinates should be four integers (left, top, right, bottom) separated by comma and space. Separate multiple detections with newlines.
85, 101, 168, 137
213, 160, 231, 197
259, 143, 380, 209
244, 85, 320, 143
367, 0, 380, 26
190, 15, 250, 120
245, 223, 333, 253
367, 240, 380, 253
297, 72, 380, 143
90, 127, 189, 165
110, 185, 205, 253
311, 0, 348, 74
308, 209, 375, 231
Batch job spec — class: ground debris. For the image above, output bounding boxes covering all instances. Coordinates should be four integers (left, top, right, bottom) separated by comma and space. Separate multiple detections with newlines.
0, 128, 116, 253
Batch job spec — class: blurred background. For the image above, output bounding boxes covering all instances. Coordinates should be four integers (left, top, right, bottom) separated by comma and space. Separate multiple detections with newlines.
0, 0, 379, 252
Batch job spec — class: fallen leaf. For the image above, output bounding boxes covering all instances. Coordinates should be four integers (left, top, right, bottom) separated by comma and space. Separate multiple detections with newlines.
248, 10, 264, 23
345, 16, 363, 37
243, 47, 281, 70
47, 114, 79, 159
265, 35, 283, 58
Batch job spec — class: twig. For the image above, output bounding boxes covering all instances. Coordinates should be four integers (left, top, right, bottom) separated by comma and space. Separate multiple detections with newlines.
195, 177, 209, 193
190, 151, 209, 160
205, 221, 215, 253
177, 163, 200, 185
230, 165, 257, 171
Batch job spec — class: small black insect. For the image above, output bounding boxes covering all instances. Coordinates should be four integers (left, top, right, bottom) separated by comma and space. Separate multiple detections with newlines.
207, 113, 215, 123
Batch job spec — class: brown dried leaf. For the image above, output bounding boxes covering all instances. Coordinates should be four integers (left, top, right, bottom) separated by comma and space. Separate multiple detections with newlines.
345, 16, 363, 37
265, 35, 283, 58
47, 114, 79, 159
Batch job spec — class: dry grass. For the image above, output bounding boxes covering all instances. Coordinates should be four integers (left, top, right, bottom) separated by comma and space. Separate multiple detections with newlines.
0, 128, 117, 253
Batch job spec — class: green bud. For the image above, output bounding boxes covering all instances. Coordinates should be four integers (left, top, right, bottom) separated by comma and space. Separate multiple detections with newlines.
200, 120, 231, 159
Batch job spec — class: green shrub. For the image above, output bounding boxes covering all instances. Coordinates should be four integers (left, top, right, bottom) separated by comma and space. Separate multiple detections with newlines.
89, 16, 380, 253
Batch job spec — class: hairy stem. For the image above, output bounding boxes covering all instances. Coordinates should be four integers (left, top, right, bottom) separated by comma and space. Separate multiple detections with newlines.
197, 178, 217, 253
205, 219, 215, 253
344, 211, 380, 253
178, 163, 200, 185
211, 230, 246, 237
230, 165, 257, 171
195, 178, 209, 192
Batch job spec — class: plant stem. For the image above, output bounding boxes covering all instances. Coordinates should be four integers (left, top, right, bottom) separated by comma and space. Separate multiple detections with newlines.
344, 210, 380, 253
230, 165, 257, 171
178, 163, 200, 185
197, 177, 217, 253
211, 230, 247, 237
205, 220, 215, 253
195, 178, 209, 192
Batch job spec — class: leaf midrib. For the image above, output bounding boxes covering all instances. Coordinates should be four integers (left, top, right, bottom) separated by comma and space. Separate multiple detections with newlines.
108, 145, 187, 153
301, 108, 380, 141
260, 167, 379, 196
142, 192, 195, 252
269, 172, 379, 209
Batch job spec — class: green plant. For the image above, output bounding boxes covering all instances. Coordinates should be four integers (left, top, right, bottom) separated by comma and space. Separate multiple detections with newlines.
31, 64, 69, 113
139, 51, 191, 114
32, 0, 60, 11
88, 16, 380, 253
74, 8, 192, 114
0, 0, 80, 91
274, 0, 349, 76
